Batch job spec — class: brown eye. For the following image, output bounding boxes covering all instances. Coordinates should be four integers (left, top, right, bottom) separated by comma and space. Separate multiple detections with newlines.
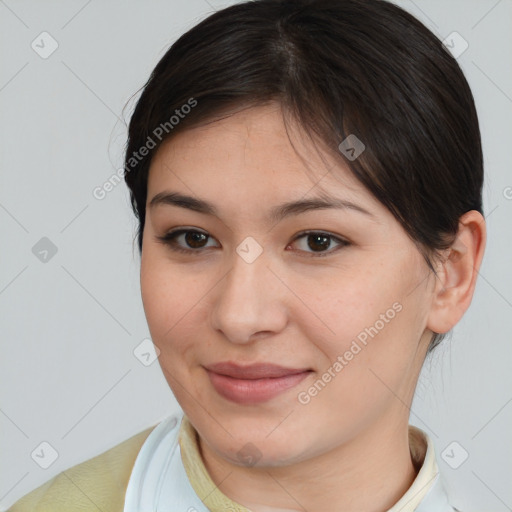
307, 233, 331, 252
184, 231, 208, 248
290, 231, 349, 256
156, 229, 219, 253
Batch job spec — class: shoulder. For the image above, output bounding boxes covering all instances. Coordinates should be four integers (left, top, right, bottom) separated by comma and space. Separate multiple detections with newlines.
6, 423, 159, 512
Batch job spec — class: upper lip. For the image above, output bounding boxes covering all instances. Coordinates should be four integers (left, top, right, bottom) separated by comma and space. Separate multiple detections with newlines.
205, 362, 312, 379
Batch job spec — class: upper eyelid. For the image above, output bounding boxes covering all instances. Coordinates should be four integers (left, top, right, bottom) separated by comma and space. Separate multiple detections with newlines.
291, 230, 348, 243
164, 228, 220, 246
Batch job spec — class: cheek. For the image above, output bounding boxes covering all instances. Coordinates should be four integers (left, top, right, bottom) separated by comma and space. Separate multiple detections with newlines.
140, 250, 215, 368
291, 260, 425, 390
140, 255, 170, 337
288, 266, 387, 351
140, 253, 186, 347
291, 291, 419, 445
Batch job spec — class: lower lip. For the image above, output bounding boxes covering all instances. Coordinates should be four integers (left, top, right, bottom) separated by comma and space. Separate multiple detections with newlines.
206, 369, 312, 404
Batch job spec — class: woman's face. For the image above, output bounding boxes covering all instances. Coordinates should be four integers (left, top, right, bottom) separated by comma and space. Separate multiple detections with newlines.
140, 103, 436, 467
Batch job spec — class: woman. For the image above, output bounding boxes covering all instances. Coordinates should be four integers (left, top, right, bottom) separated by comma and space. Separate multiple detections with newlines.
8, 0, 486, 510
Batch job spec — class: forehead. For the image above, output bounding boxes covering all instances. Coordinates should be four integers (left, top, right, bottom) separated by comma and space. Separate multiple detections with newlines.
147, 103, 379, 213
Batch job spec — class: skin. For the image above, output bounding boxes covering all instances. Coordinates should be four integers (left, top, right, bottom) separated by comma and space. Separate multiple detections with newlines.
140, 102, 486, 512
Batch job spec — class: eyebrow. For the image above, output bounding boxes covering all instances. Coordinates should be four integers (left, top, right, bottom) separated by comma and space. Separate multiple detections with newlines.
148, 191, 376, 222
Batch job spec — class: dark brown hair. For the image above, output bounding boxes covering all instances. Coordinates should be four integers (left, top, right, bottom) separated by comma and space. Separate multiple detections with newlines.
124, 0, 484, 352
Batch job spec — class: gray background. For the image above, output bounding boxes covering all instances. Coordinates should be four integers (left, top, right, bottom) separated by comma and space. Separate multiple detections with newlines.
1, 0, 511, 510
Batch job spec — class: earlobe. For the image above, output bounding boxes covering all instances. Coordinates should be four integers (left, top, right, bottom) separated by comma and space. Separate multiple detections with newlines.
427, 210, 486, 334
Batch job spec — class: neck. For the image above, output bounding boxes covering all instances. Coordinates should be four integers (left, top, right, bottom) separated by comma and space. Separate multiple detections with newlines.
199, 415, 419, 512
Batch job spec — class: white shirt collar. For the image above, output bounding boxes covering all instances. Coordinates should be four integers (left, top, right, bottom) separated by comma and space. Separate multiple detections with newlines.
124, 413, 455, 512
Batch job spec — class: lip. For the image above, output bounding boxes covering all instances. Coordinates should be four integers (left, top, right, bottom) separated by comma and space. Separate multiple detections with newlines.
205, 361, 311, 379
205, 362, 313, 404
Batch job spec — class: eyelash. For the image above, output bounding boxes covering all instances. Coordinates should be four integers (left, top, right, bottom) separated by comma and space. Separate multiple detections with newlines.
155, 229, 350, 258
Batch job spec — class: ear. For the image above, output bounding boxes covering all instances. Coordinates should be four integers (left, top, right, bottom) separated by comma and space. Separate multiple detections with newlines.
427, 210, 486, 334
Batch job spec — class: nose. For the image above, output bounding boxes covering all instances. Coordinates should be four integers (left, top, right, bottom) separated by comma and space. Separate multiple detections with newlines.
209, 249, 288, 344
